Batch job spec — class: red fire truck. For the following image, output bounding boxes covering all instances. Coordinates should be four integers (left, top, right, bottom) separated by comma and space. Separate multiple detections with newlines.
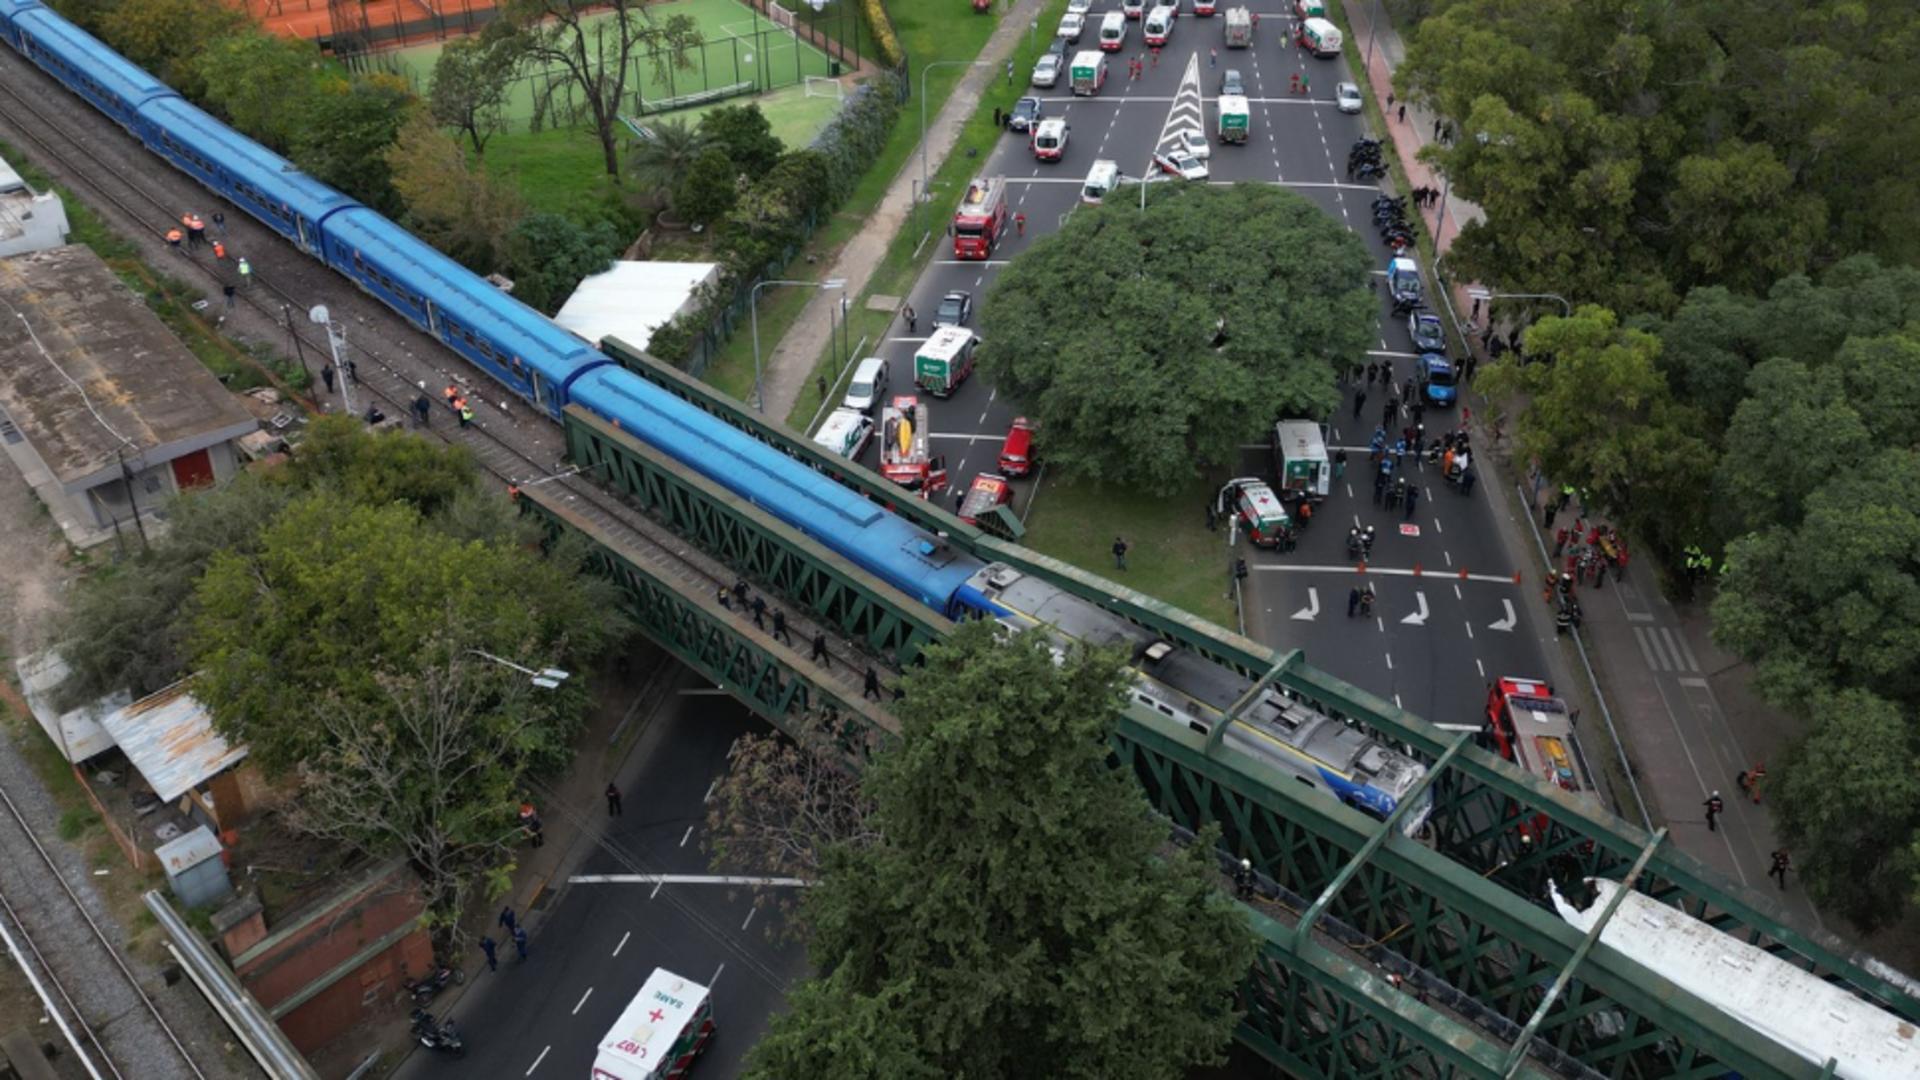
879, 395, 932, 488
1483, 677, 1602, 825
953, 176, 1008, 260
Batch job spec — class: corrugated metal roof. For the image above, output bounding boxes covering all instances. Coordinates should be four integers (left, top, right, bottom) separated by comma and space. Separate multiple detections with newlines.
98, 680, 248, 803
14, 650, 123, 763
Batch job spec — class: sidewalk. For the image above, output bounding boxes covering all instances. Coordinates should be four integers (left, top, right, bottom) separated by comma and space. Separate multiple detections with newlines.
757, 0, 1047, 420
1345, 2, 1867, 948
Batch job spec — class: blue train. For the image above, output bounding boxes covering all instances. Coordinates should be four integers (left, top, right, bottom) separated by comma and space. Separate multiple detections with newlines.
0, 0, 1433, 832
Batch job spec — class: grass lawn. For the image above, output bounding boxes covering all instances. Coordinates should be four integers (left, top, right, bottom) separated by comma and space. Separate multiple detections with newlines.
1022, 472, 1240, 629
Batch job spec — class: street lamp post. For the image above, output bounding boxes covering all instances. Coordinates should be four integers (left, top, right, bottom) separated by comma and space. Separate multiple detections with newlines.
750, 277, 847, 412
920, 60, 990, 238
466, 648, 571, 690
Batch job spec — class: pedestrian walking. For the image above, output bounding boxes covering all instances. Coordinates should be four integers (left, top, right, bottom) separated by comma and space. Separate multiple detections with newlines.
903, 303, 916, 333
717, 585, 733, 610
732, 579, 749, 607
1210, 47, 1218, 67
1352, 388, 1367, 418
412, 394, 432, 426
1459, 465, 1476, 495
1386, 91, 1395, 108
1433, 118, 1443, 140
512, 925, 529, 960
211, 240, 226, 261
1233, 858, 1255, 899
1460, 355, 1477, 383
1397, 103, 1407, 124
1542, 502, 1557, 530
211, 210, 225, 236
606, 783, 623, 817
182, 213, 202, 248
499, 906, 518, 933
444, 383, 460, 410
459, 402, 475, 428
236, 257, 252, 287
1703, 791, 1723, 831
772, 609, 792, 644
1382, 396, 1397, 426
1151, 46, 1160, 68
1112, 536, 1129, 570
221, 283, 235, 316
1015, 212, 1026, 237
525, 815, 544, 848
1348, 586, 1361, 617
1767, 849, 1791, 889
345, 359, 358, 385
165, 227, 183, 254
1471, 297, 1483, 322
1366, 361, 1379, 385
750, 594, 767, 630
479, 935, 498, 972
1404, 484, 1421, 520
1553, 526, 1569, 557
810, 629, 830, 666
953, 487, 966, 512
321, 365, 336, 393
863, 667, 881, 701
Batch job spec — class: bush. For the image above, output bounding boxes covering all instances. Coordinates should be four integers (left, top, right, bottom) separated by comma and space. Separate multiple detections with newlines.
765, 149, 834, 222
676, 148, 740, 227
859, 0, 904, 66
811, 73, 903, 203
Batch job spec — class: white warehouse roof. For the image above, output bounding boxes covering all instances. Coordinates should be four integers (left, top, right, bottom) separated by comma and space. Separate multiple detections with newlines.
553, 260, 719, 354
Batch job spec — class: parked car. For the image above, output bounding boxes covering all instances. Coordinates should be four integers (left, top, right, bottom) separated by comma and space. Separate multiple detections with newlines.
1153, 150, 1210, 180
1408, 310, 1446, 352
1336, 82, 1364, 114
1008, 96, 1043, 132
935, 291, 973, 327
1032, 53, 1063, 88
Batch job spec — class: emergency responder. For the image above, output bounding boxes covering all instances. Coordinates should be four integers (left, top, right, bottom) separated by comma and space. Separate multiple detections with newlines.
1703, 791, 1724, 832
1767, 849, 1791, 890
1233, 858, 1255, 899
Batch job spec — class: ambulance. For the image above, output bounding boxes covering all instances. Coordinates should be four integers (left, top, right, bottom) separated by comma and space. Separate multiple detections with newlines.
914, 326, 978, 398
1143, 4, 1175, 46
1031, 117, 1069, 162
590, 969, 714, 1080
1081, 159, 1119, 203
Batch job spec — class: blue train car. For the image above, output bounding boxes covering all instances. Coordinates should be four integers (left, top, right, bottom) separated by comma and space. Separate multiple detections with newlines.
569, 366, 983, 613
137, 97, 357, 256
11, 9, 173, 131
0, 0, 44, 48
321, 208, 608, 419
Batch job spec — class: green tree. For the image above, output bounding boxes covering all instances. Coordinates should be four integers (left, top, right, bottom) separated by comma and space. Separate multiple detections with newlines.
1476, 306, 1715, 571
673, 147, 737, 225
499, 0, 703, 177
428, 33, 521, 157
502, 211, 620, 314
625, 118, 709, 206
1764, 687, 1920, 933
193, 31, 324, 152
388, 112, 528, 271
975, 183, 1371, 495
744, 622, 1258, 1079
99, 0, 247, 95
292, 73, 415, 215
696, 104, 782, 178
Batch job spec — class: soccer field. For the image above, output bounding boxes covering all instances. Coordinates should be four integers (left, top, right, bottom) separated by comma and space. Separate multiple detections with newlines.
389, 0, 839, 131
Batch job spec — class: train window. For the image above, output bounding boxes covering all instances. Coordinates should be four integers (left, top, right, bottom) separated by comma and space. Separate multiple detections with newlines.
1295, 776, 1316, 791
1156, 704, 1174, 718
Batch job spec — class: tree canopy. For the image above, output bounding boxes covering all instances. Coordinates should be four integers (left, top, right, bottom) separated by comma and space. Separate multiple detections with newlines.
744, 621, 1257, 1079
977, 183, 1372, 495
429, 33, 520, 157
697, 104, 783, 178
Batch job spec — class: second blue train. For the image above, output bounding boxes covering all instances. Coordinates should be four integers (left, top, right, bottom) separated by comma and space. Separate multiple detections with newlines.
0, 0, 1433, 833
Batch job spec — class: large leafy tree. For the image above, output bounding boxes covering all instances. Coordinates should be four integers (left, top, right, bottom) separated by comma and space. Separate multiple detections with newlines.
429, 32, 522, 157
192, 32, 325, 153
389, 112, 528, 272
626, 118, 710, 205
696, 104, 783, 178
1477, 306, 1714, 570
745, 622, 1258, 1079
292, 73, 415, 216
99, 0, 247, 96
501, 211, 620, 314
977, 183, 1371, 495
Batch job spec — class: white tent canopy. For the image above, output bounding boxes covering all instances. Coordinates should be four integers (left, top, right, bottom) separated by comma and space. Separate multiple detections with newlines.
553, 261, 719, 354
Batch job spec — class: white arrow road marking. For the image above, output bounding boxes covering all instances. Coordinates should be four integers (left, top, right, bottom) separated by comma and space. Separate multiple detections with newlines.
1400, 591, 1429, 626
1154, 53, 1207, 154
1291, 587, 1318, 621
1489, 598, 1517, 632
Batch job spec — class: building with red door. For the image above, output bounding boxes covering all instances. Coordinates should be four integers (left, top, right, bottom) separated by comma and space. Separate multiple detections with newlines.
0, 244, 257, 547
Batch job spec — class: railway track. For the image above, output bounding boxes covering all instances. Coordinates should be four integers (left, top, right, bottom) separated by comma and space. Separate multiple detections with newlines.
0, 50, 889, 694
0, 783, 208, 1080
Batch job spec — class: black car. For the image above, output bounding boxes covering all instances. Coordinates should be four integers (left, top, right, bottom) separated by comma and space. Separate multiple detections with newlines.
1008, 96, 1043, 133
935, 290, 973, 327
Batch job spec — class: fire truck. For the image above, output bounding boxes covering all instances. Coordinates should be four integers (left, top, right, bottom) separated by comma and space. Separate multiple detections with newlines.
952, 175, 1007, 260
880, 395, 932, 488
1483, 677, 1602, 824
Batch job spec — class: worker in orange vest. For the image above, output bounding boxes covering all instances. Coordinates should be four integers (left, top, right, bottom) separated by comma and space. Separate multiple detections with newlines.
164, 227, 183, 253
211, 240, 226, 260
182, 213, 205, 248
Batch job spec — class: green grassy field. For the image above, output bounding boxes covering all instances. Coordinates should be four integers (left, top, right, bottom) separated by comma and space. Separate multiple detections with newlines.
388, 0, 837, 130
1021, 473, 1240, 628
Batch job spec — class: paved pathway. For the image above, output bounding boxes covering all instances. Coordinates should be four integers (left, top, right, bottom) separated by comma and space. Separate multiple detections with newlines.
759, 0, 1048, 419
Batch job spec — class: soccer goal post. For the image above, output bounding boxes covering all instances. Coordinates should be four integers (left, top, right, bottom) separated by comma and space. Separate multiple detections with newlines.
768, 0, 799, 34
804, 75, 843, 99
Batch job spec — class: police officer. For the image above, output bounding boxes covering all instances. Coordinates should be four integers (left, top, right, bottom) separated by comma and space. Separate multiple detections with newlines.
1233, 858, 1255, 899
1703, 791, 1724, 832
1767, 849, 1791, 890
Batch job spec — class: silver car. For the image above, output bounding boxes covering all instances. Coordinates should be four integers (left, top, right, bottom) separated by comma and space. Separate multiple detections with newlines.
1032, 53, 1063, 88
1336, 82, 1364, 114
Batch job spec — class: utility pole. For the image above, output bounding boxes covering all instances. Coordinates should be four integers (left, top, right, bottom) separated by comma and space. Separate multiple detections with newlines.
308, 305, 355, 418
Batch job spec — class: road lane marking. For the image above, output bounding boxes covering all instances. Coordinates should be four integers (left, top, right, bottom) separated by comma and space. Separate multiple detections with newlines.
1291, 587, 1319, 620
680, 825, 694, 847
1489, 599, 1517, 631
1400, 591, 1429, 625
1463, 619, 1473, 640
612, 931, 630, 957
573, 874, 816, 886
710, 963, 727, 989
742, 906, 757, 931
651, 879, 665, 899
572, 987, 594, 1015
1255, 564, 1518, 585
1384, 652, 1393, 670
526, 1046, 550, 1075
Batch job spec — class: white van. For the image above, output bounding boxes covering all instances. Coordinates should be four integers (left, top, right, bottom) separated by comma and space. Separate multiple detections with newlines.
843, 356, 888, 413
1121, 0, 1145, 18
1082, 159, 1119, 204
814, 407, 875, 460
1098, 10, 1126, 50
1143, 4, 1175, 46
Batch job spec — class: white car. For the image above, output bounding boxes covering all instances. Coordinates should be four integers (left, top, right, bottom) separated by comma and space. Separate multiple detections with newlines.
1067, 0, 1092, 13
1173, 128, 1211, 161
1032, 53, 1063, 88
1057, 12, 1086, 42
1154, 151, 1210, 181
1336, 82, 1364, 114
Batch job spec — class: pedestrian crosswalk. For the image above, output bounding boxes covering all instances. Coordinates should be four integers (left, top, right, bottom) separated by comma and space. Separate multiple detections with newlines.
1633, 625, 1699, 673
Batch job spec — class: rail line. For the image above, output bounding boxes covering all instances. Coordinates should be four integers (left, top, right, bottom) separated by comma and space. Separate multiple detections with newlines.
0, 783, 207, 1080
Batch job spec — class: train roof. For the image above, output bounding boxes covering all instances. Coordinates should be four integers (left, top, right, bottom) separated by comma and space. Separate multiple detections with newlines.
1555, 878, 1917, 1078
324, 209, 606, 380
138, 96, 358, 224
571, 366, 978, 611
14, 9, 174, 108
0, 0, 45, 27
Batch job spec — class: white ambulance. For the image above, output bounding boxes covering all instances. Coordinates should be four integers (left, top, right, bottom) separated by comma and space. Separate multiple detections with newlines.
590, 969, 714, 1080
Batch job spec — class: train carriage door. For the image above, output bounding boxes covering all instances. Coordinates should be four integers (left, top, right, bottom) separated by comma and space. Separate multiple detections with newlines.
425, 300, 441, 339
529, 369, 548, 410
296, 216, 312, 253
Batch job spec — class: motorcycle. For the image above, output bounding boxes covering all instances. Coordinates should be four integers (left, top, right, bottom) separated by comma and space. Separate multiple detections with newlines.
411, 1009, 466, 1057
406, 964, 464, 1006
1358, 586, 1376, 617
1347, 529, 1366, 560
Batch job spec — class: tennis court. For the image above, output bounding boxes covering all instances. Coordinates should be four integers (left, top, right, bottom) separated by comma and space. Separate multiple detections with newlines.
386, 0, 841, 131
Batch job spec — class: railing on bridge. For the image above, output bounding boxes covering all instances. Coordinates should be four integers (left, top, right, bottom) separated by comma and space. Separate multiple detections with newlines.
535, 337, 1918, 1079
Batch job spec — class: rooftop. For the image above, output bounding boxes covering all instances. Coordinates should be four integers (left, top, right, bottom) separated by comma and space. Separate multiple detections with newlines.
552, 260, 717, 354
0, 245, 256, 493
97, 679, 248, 803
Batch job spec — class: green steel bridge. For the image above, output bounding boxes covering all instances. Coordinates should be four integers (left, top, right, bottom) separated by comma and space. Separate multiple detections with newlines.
517, 340, 1917, 1079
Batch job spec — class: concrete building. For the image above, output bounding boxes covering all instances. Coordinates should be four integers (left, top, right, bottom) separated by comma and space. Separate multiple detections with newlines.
0, 245, 257, 548
0, 153, 70, 258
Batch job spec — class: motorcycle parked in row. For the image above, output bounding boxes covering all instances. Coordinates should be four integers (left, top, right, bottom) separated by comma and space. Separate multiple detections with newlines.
406, 964, 464, 1006
411, 1008, 466, 1057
